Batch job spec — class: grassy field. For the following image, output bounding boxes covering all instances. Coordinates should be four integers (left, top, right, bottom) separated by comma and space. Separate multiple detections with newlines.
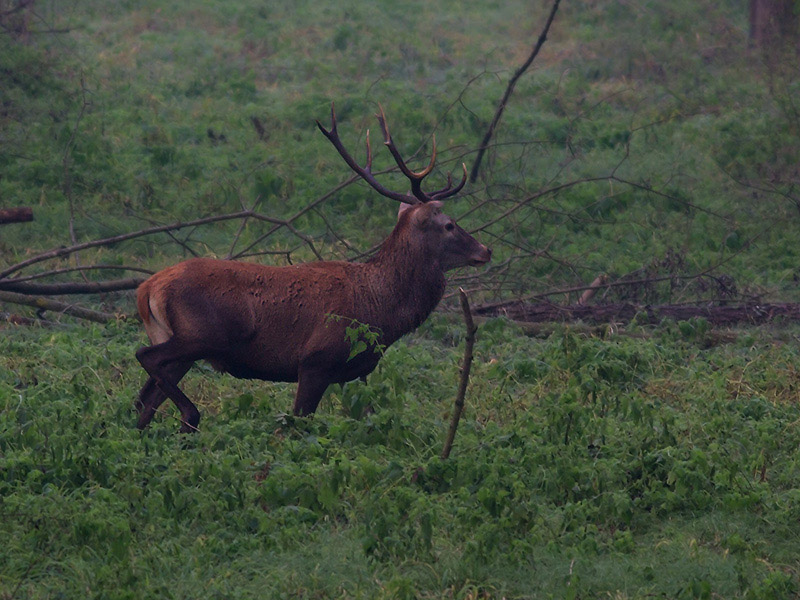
0, 317, 800, 598
2, 0, 800, 598
2, 318, 800, 598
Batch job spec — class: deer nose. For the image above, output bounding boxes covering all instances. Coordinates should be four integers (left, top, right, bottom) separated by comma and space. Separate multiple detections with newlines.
471, 245, 492, 266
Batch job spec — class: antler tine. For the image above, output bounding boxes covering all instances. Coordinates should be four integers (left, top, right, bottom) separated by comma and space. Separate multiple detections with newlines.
430, 163, 468, 201
317, 103, 418, 205
364, 129, 373, 171
376, 104, 437, 203
315, 101, 337, 136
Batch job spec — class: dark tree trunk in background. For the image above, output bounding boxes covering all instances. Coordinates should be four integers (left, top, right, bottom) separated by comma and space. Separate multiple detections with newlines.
749, 0, 799, 50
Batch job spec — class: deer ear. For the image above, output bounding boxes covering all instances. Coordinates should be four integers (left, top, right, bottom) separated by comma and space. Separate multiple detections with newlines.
397, 202, 414, 218
408, 201, 445, 230
427, 200, 443, 213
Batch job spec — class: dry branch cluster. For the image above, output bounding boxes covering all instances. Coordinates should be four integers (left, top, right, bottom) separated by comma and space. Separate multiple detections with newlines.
0, 188, 356, 323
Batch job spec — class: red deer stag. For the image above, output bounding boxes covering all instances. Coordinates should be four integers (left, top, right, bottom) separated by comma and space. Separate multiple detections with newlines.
135, 105, 491, 432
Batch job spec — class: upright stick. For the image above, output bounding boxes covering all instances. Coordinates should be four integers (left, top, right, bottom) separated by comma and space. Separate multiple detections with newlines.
441, 288, 478, 459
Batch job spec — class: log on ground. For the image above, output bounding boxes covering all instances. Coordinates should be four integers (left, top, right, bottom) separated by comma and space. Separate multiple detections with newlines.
474, 302, 800, 326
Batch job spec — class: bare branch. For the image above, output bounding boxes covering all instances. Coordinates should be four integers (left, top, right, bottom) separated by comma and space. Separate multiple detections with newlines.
226, 195, 263, 259
469, 0, 561, 183
63, 74, 92, 253
470, 176, 612, 234
473, 301, 800, 326
230, 175, 358, 259
7, 265, 154, 283
0, 210, 288, 280
0, 278, 144, 295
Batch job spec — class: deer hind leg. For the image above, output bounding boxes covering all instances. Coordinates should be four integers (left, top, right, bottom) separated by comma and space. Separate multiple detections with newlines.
136, 340, 209, 433
135, 361, 192, 430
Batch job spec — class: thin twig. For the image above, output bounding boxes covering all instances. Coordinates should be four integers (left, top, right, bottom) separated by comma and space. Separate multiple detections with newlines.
226, 194, 262, 259
230, 175, 358, 259
61, 75, 92, 281
6, 264, 154, 283
0, 210, 287, 279
470, 176, 613, 234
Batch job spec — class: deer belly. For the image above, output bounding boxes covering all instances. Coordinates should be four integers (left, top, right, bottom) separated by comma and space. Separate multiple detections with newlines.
205, 355, 299, 383
328, 350, 383, 384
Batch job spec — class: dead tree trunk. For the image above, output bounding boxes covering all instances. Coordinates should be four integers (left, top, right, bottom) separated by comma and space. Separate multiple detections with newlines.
749, 0, 799, 51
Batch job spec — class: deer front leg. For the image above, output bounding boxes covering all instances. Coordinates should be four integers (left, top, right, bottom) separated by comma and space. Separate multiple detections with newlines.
293, 368, 331, 416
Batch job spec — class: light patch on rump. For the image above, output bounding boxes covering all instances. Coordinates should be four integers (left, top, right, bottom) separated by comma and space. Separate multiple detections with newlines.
144, 295, 173, 345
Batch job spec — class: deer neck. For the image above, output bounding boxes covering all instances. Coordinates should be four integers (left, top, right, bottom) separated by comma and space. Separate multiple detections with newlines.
363, 236, 446, 342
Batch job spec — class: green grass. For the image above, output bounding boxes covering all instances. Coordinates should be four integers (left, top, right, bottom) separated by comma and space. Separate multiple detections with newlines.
3, 1, 800, 597
2, 318, 800, 598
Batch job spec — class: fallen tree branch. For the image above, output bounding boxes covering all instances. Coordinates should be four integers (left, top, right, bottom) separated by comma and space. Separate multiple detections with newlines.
0, 290, 121, 323
469, 0, 561, 183
0, 207, 33, 225
0, 277, 144, 295
230, 174, 358, 259
474, 301, 800, 326
0, 312, 54, 327
469, 175, 613, 234
441, 289, 477, 460
439, 313, 740, 344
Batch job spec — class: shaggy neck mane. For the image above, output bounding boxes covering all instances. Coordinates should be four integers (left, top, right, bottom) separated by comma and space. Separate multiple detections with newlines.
363, 216, 446, 340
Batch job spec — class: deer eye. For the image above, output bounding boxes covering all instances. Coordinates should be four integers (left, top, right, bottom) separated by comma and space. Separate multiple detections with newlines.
445, 222, 455, 232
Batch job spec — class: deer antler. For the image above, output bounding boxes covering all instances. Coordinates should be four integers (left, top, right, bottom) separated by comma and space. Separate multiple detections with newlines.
317, 103, 467, 204
316, 103, 416, 204
428, 163, 468, 200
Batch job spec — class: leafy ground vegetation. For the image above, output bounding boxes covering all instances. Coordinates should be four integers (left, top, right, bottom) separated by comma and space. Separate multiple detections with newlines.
3, 319, 800, 598
2, 0, 800, 598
